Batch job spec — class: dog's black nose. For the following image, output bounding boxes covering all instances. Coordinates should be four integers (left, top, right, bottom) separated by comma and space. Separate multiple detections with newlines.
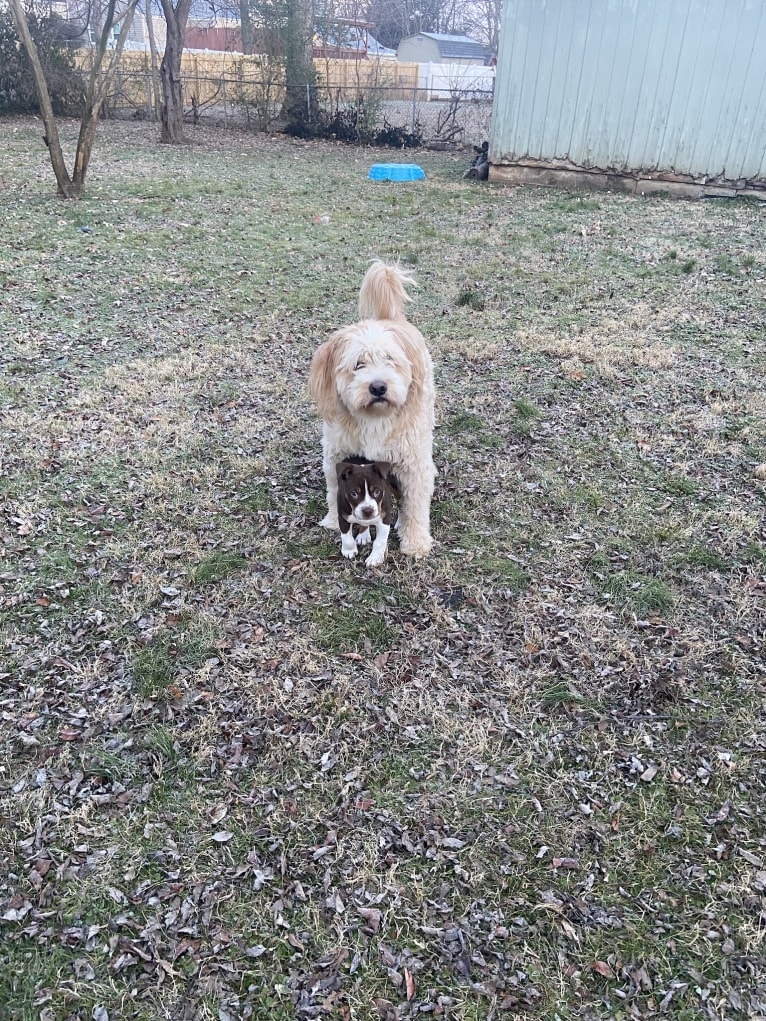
369, 381, 387, 398
362, 506, 375, 519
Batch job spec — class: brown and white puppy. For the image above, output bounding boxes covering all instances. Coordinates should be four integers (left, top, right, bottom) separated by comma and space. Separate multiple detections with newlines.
309, 261, 436, 558
336, 460, 399, 567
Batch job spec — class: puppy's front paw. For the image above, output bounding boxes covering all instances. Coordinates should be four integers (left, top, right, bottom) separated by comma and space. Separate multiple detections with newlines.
356, 528, 371, 547
365, 550, 386, 568
320, 513, 339, 530
341, 532, 358, 559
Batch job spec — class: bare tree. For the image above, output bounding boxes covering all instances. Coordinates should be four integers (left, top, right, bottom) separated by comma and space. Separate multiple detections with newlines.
454, 0, 501, 51
367, 0, 458, 47
366, 0, 496, 48
141, 0, 163, 119
249, 0, 317, 129
8, 0, 138, 197
240, 0, 254, 53
158, 0, 193, 142
283, 0, 318, 129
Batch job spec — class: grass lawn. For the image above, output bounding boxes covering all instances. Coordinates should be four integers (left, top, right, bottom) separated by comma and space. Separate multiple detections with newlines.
1, 116, 765, 1021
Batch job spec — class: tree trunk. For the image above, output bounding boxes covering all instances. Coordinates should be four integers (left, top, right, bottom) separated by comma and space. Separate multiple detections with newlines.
8, 0, 77, 196
240, 0, 253, 55
159, 0, 193, 143
72, 0, 138, 189
283, 0, 318, 132
72, 105, 100, 190
145, 0, 163, 119
9, 0, 137, 197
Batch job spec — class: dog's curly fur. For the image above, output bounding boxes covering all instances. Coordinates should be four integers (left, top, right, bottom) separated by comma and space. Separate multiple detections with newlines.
309, 261, 436, 558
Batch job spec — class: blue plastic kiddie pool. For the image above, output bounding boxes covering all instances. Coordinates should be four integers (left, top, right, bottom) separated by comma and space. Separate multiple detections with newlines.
369, 163, 426, 181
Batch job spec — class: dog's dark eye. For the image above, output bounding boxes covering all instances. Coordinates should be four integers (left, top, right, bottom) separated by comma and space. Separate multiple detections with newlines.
350, 489, 359, 499
354, 361, 365, 371
372, 488, 381, 498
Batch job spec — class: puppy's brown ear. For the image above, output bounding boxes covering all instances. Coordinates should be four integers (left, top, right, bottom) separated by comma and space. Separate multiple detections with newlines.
336, 461, 354, 480
309, 330, 346, 417
373, 462, 391, 479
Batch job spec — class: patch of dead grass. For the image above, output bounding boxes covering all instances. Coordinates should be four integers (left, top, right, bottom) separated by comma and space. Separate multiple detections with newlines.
517, 319, 679, 378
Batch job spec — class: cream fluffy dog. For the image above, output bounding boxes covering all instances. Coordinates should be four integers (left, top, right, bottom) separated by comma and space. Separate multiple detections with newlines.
309, 261, 435, 558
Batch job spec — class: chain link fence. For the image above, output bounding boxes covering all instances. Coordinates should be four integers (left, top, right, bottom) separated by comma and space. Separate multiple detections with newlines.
93, 59, 493, 147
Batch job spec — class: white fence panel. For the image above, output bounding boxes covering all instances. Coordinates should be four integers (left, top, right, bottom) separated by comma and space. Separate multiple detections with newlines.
418, 63, 495, 100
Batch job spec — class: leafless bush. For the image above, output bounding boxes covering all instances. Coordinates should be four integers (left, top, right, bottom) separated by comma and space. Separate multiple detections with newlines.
231, 56, 285, 132
88, 63, 493, 147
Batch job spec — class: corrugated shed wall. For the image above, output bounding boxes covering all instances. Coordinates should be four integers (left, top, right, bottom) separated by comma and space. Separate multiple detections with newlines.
491, 0, 766, 187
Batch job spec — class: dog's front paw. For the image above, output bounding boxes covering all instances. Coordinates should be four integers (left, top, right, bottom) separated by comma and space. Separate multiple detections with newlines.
356, 528, 371, 547
320, 513, 340, 530
365, 549, 386, 568
341, 532, 358, 559
399, 531, 433, 558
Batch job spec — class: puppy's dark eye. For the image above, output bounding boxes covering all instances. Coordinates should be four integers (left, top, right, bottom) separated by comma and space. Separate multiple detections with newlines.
372, 488, 382, 498
350, 490, 359, 499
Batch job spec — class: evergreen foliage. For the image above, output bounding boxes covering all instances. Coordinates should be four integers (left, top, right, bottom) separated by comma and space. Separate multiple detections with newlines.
0, 7, 84, 116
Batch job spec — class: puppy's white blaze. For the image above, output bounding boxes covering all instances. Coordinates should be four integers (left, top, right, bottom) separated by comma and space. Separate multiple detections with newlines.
348, 482, 381, 524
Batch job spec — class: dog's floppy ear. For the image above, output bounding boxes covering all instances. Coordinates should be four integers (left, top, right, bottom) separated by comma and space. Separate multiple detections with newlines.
336, 461, 355, 481
309, 330, 347, 417
391, 323, 429, 396
372, 461, 391, 480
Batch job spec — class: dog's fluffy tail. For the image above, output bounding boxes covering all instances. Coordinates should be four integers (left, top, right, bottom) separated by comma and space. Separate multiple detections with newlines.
358, 260, 415, 321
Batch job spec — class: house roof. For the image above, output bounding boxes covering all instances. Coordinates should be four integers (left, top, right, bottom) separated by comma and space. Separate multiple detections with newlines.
135, 0, 238, 20
316, 24, 396, 58
187, 0, 241, 24
403, 32, 487, 60
366, 33, 396, 57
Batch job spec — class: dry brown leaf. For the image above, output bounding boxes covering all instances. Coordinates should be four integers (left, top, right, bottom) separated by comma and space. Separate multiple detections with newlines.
357, 906, 382, 932
551, 856, 580, 870
591, 960, 615, 978
374, 999, 397, 1021
405, 967, 416, 1000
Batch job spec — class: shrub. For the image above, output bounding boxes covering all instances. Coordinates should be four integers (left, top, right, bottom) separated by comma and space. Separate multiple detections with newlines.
285, 88, 422, 148
0, 6, 84, 116
232, 55, 285, 132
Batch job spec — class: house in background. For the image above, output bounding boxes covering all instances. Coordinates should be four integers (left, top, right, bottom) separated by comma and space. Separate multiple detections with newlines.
489, 0, 766, 197
55, 0, 245, 53
183, 0, 242, 52
181, 4, 396, 56
313, 19, 396, 60
47, 0, 159, 48
396, 32, 488, 65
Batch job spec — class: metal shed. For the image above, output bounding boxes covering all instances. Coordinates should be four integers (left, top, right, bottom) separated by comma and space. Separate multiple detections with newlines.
490, 0, 766, 197
397, 33, 488, 65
